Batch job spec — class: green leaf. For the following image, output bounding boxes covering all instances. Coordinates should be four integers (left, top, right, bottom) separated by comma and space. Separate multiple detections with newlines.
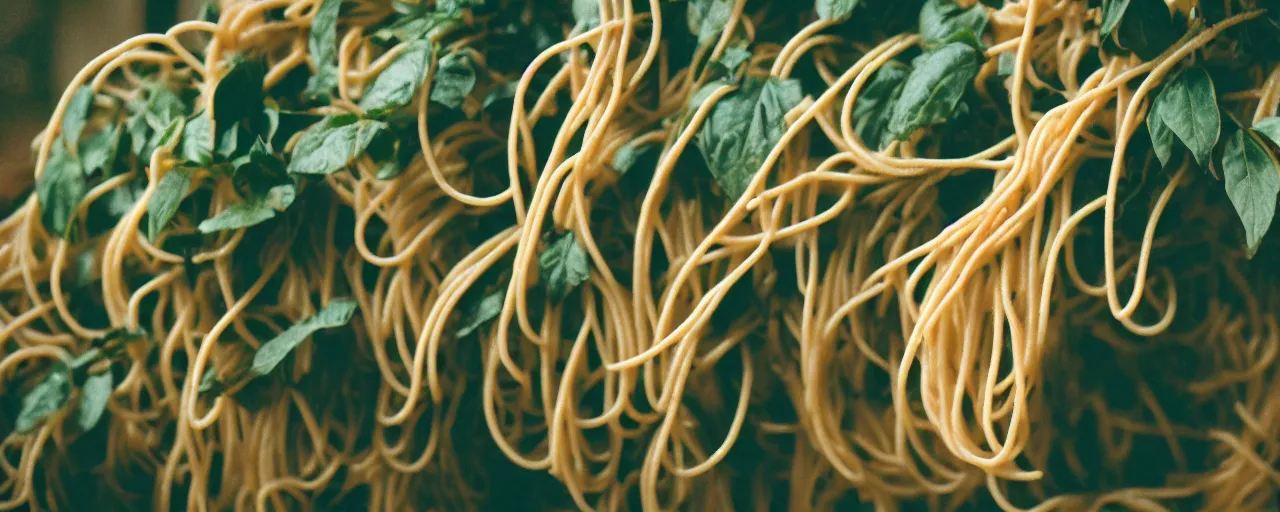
573, 0, 600, 30
70, 251, 96, 289
79, 125, 122, 175
1222, 129, 1280, 258
181, 111, 213, 164
855, 61, 909, 149
156, 117, 185, 150
37, 140, 88, 237
1146, 96, 1176, 167
539, 232, 591, 302
431, 52, 477, 109
359, 40, 432, 112
144, 86, 187, 129
611, 142, 655, 175
213, 56, 266, 128
373, 11, 462, 44
1152, 67, 1219, 168
886, 42, 980, 142
127, 114, 151, 158
147, 169, 191, 242
305, 0, 342, 99
483, 82, 519, 109
250, 299, 358, 377
197, 184, 296, 233
198, 0, 220, 23
262, 103, 281, 142
1252, 117, 1280, 147
375, 161, 403, 180
287, 118, 388, 175
714, 47, 752, 78
456, 291, 504, 338
816, 0, 858, 22
694, 77, 804, 200
17, 366, 71, 434
68, 348, 102, 371
199, 366, 221, 393
919, 0, 988, 49
688, 0, 734, 45
438, 0, 483, 12
997, 53, 1016, 76
62, 86, 95, 149
1113, 0, 1178, 61
106, 179, 146, 218
96, 328, 148, 360
1099, 0, 1131, 40
76, 371, 112, 431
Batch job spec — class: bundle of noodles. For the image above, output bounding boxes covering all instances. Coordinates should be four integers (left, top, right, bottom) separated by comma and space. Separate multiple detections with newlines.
2, 0, 1280, 510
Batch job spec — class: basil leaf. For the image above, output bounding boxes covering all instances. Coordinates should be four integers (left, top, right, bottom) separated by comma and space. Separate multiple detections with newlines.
456, 291, 504, 338
1113, 0, 1178, 61
156, 117, 185, 150
573, 0, 600, 30
694, 77, 803, 200
919, 0, 988, 49
145, 85, 187, 130
96, 328, 147, 361
76, 371, 112, 431
69, 348, 103, 371
855, 61, 910, 149
62, 86, 95, 149
1253, 117, 1280, 147
1146, 96, 1176, 168
37, 140, 87, 237
359, 39, 432, 112
612, 142, 655, 175
373, 12, 461, 43
250, 299, 358, 377
715, 47, 752, 79
262, 103, 281, 143
1099, 0, 1130, 41
79, 125, 122, 175
17, 365, 71, 434
304, 0, 343, 99
71, 251, 96, 289
1222, 129, 1280, 258
196, 184, 296, 233
127, 114, 152, 157
483, 82, 519, 110
287, 118, 388, 175
199, 366, 221, 393
181, 111, 214, 165
816, 0, 858, 22
688, 0, 734, 45
431, 52, 477, 109
1153, 67, 1219, 168
997, 53, 1016, 76
213, 56, 266, 128
375, 161, 403, 180
539, 232, 591, 302
886, 43, 980, 142
438, 0, 483, 12
198, 0, 220, 23
147, 169, 192, 242
106, 178, 146, 218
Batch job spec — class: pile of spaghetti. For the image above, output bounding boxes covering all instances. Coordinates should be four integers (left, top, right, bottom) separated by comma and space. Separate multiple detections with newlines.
3, 0, 1280, 509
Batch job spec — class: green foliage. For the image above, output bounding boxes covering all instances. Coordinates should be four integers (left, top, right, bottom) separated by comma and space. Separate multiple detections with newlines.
250, 299, 359, 377
539, 232, 591, 302
1222, 129, 1280, 258
692, 78, 804, 201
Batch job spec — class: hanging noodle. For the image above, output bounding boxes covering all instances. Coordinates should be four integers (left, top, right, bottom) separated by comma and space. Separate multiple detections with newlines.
1, 0, 1279, 510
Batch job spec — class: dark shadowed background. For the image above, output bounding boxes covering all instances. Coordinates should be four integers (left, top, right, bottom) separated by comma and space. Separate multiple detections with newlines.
0, 0, 204, 210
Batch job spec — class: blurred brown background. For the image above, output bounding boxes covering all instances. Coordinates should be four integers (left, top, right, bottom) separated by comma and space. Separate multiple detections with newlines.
0, 0, 205, 206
